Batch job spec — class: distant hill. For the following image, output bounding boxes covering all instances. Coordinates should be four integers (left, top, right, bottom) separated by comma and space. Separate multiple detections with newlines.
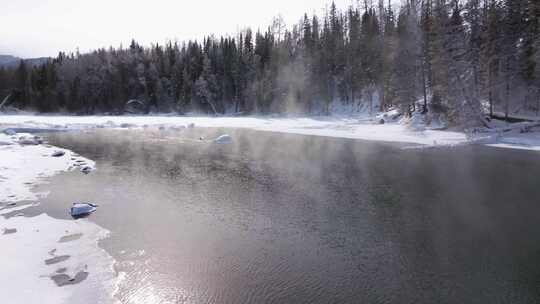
0, 55, 20, 67
0, 54, 49, 68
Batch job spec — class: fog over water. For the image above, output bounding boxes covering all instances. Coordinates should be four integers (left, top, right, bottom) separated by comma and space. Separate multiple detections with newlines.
29, 128, 540, 303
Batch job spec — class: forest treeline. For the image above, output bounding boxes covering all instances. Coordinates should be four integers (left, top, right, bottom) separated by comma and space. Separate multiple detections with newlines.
0, 0, 538, 125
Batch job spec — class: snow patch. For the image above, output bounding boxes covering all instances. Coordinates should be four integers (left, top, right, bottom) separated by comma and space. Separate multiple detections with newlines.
0, 213, 117, 304
0, 132, 117, 304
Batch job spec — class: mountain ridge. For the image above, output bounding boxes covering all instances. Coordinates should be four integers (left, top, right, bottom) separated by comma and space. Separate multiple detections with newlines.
0, 54, 49, 68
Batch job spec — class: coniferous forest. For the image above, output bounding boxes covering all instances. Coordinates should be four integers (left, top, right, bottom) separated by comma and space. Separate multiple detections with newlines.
0, 0, 538, 127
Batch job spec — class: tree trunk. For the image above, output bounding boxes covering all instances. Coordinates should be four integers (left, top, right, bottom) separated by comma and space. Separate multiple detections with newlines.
537, 87, 540, 117
488, 68, 493, 118
379, 84, 385, 112
369, 89, 373, 117
0, 93, 12, 111
422, 62, 428, 113
489, 90, 493, 118
234, 90, 239, 113
207, 100, 218, 115
505, 80, 510, 121
505, 59, 510, 121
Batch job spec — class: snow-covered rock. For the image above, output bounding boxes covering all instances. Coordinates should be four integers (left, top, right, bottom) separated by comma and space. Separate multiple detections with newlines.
407, 112, 427, 131
51, 150, 65, 157
81, 166, 93, 174
376, 108, 401, 123
120, 123, 136, 128
17, 135, 43, 145
214, 134, 233, 144
70, 203, 97, 217
124, 99, 146, 114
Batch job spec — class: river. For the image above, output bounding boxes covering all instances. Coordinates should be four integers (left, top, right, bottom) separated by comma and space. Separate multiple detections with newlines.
30, 128, 540, 303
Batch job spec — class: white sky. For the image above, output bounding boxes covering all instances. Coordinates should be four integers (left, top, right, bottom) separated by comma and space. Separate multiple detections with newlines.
0, 0, 356, 58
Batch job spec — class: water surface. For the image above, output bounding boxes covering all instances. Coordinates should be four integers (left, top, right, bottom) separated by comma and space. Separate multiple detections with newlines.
34, 128, 540, 303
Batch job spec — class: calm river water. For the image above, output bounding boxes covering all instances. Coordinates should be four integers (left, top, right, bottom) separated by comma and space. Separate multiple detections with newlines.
35, 128, 540, 304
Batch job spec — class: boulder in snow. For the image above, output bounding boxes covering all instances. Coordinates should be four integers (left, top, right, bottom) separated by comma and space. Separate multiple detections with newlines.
187, 123, 195, 128
70, 203, 97, 218
214, 134, 232, 144
51, 151, 65, 157
80, 166, 93, 174
18, 136, 43, 145
124, 99, 147, 114
120, 123, 136, 128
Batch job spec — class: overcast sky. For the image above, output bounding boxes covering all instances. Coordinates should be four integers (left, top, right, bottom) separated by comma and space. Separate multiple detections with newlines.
1, 0, 358, 58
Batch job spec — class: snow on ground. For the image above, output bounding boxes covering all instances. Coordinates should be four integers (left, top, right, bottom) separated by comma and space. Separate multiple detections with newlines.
486, 131, 540, 152
0, 114, 470, 147
0, 134, 95, 203
2, 113, 540, 151
477, 118, 540, 152
0, 133, 118, 304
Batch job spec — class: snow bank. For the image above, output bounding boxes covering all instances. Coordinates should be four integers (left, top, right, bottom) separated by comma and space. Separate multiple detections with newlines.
2, 113, 540, 151
474, 119, 540, 152
0, 133, 95, 203
487, 132, 540, 152
0, 133, 117, 304
0, 114, 469, 147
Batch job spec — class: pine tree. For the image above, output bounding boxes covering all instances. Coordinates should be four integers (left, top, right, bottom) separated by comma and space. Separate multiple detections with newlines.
2, 0, 536, 123
380, 0, 396, 110
521, 0, 539, 113
195, 54, 219, 114
501, 0, 526, 119
393, 4, 420, 115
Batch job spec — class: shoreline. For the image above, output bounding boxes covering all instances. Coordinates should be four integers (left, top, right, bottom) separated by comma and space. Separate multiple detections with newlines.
0, 133, 118, 304
0, 114, 470, 147
0, 116, 538, 303
1, 114, 539, 152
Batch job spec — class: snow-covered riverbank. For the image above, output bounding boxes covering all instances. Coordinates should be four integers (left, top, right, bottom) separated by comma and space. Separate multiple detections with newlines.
2, 114, 540, 151
0, 114, 469, 146
0, 133, 118, 304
